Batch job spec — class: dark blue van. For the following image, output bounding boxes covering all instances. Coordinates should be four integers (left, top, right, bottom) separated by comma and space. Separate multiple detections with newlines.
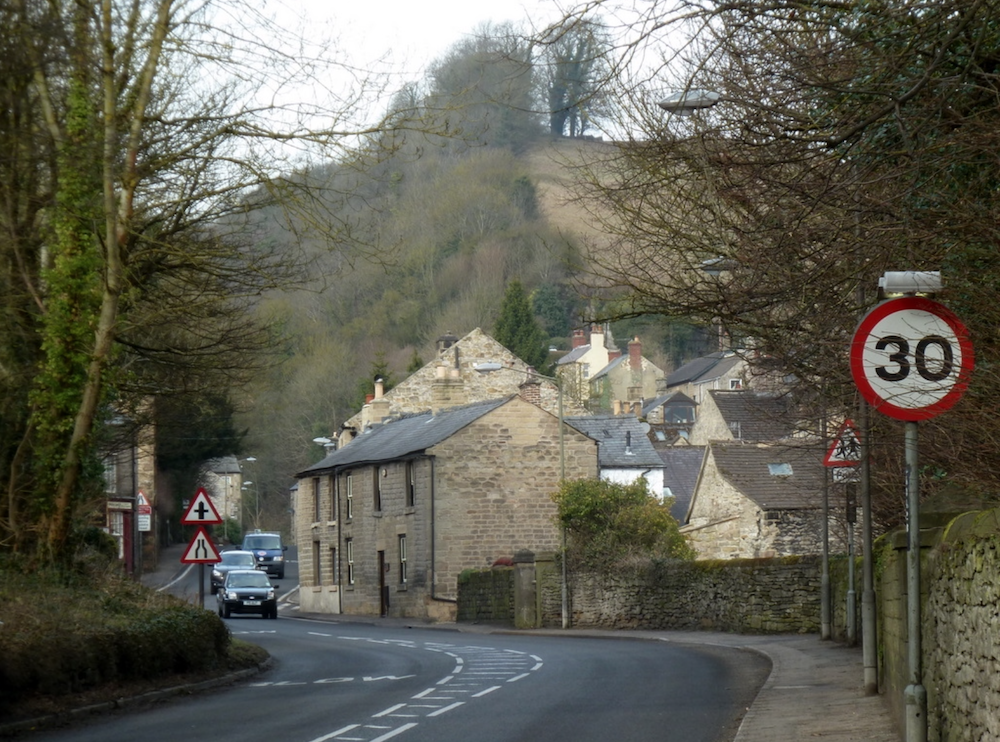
241, 530, 286, 579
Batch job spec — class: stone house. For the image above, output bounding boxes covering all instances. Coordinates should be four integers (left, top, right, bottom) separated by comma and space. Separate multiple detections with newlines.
333, 328, 588, 447
101, 414, 158, 574
564, 414, 664, 495
555, 323, 618, 406
682, 441, 849, 559
295, 393, 598, 621
665, 351, 747, 405
586, 336, 665, 413
688, 389, 798, 446
200, 456, 244, 527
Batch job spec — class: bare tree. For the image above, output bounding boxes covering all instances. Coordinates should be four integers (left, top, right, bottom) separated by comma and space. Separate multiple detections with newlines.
547, 0, 1000, 510
0, 0, 415, 562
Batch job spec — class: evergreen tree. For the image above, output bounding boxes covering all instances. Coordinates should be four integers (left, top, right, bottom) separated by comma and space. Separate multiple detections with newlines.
493, 280, 549, 369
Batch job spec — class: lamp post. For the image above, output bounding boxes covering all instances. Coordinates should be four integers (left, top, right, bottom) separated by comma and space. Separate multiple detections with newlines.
242, 456, 258, 531
473, 362, 568, 629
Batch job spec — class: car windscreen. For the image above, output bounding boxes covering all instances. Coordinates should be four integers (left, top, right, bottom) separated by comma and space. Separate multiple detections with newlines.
244, 536, 280, 550
228, 573, 270, 588
221, 552, 255, 566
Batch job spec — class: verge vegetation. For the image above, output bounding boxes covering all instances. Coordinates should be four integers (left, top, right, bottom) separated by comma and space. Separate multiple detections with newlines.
0, 548, 267, 726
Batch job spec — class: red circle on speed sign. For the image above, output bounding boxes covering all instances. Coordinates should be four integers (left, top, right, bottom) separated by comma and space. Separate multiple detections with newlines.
851, 297, 974, 421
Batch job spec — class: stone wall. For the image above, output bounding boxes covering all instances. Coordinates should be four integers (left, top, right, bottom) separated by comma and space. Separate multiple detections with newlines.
878, 509, 1000, 742
458, 555, 823, 633
456, 567, 514, 623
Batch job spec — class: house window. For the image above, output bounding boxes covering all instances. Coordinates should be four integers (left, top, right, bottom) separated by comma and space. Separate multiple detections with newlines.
582, 363, 590, 379
345, 473, 353, 520
768, 463, 793, 477
329, 475, 336, 521
405, 461, 415, 508
312, 541, 321, 586
103, 456, 117, 493
729, 378, 743, 390
329, 546, 337, 585
346, 538, 355, 585
398, 534, 407, 585
373, 466, 382, 512
312, 478, 321, 521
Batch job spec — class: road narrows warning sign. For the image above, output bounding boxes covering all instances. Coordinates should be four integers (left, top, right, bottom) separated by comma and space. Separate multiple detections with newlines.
181, 526, 221, 564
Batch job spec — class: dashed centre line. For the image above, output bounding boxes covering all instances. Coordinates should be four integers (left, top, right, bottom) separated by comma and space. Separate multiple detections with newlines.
301, 639, 543, 742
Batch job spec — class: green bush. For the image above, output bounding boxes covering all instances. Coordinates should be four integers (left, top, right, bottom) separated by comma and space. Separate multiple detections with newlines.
0, 561, 233, 713
552, 477, 696, 570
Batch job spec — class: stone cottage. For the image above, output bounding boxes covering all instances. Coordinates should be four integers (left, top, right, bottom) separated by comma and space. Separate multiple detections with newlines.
295, 393, 598, 621
682, 441, 849, 559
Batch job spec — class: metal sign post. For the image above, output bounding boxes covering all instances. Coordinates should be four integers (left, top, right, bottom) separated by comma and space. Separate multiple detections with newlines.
851, 293, 974, 742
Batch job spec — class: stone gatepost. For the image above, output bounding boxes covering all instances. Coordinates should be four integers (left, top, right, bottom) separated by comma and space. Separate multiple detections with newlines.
513, 549, 537, 629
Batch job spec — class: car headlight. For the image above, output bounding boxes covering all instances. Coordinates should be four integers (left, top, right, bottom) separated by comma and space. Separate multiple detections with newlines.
225, 590, 238, 600
267, 590, 275, 600
211, 570, 222, 579
274, 555, 284, 562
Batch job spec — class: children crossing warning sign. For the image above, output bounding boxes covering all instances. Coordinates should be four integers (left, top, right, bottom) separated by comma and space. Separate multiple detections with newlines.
824, 419, 862, 467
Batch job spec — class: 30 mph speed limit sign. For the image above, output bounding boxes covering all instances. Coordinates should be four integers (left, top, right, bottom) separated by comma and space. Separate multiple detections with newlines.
851, 296, 974, 421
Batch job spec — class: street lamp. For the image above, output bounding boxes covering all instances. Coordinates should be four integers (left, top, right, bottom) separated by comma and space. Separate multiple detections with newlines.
243, 456, 258, 531
474, 362, 568, 628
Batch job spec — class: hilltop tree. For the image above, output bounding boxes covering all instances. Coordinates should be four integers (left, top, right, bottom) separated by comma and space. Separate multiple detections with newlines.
540, 18, 613, 138
493, 280, 549, 370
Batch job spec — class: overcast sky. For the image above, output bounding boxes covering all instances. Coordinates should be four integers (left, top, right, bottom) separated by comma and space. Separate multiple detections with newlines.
297, 0, 569, 77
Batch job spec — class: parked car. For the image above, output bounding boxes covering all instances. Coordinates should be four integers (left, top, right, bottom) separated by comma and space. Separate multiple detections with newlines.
241, 530, 287, 578
216, 569, 278, 619
210, 550, 259, 594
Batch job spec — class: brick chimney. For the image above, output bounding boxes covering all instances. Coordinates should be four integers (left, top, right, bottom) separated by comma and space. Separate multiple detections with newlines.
361, 376, 391, 429
518, 376, 543, 406
571, 328, 587, 349
629, 337, 642, 371
432, 363, 465, 413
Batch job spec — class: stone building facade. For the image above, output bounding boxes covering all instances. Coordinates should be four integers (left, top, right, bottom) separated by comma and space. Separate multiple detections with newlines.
297, 391, 598, 622
682, 441, 850, 559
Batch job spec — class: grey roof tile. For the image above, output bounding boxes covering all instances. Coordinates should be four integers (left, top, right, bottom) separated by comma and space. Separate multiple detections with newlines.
709, 390, 798, 442
711, 442, 833, 510
297, 397, 510, 476
658, 446, 706, 522
564, 415, 662, 467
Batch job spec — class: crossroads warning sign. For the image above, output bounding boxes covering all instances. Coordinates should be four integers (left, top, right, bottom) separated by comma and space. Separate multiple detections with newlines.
181, 487, 222, 525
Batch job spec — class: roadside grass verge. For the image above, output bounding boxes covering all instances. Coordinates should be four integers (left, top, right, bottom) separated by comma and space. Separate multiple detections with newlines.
0, 554, 268, 723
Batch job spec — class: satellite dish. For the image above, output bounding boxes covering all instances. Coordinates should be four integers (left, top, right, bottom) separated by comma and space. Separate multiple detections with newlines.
640, 422, 651, 434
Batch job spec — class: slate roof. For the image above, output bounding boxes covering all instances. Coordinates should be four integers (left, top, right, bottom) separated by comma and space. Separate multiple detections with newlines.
556, 344, 591, 365
642, 391, 697, 419
297, 397, 511, 477
564, 415, 662, 468
658, 446, 705, 522
708, 389, 798, 442
204, 455, 241, 475
710, 442, 831, 511
666, 352, 742, 387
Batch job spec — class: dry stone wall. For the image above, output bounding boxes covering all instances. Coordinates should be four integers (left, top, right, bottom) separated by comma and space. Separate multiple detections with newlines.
878, 509, 1000, 742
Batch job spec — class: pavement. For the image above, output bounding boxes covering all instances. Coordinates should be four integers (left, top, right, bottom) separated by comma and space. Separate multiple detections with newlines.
141, 544, 902, 742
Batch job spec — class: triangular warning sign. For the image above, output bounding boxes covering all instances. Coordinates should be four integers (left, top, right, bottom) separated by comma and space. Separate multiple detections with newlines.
181, 487, 222, 525
824, 419, 863, 467
180, 527, 222, 564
